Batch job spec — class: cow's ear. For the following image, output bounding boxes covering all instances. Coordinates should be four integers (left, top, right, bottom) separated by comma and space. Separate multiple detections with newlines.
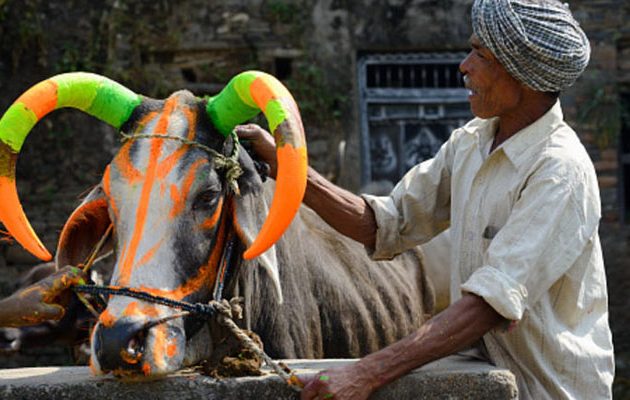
55, 185, 113, 271
230, 166, 282, 303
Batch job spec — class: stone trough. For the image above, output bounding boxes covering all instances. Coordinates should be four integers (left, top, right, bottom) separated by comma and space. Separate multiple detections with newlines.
0, 355, 517, 399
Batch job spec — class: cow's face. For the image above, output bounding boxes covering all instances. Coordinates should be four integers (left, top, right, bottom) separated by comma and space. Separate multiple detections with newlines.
87, 93, 230, 376
0, 71, 306, 378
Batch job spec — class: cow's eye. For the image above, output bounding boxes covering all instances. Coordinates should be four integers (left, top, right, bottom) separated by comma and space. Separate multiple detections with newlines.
192, 189, 220, 211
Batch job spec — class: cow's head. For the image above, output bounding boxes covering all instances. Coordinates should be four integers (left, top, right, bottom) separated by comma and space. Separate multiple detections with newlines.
0, 72, 307, 377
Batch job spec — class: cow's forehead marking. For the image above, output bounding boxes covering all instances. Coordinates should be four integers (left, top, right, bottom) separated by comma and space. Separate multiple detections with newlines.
118, 96, 178, 287
168, 158, 208, 220
102, 93, 229, 303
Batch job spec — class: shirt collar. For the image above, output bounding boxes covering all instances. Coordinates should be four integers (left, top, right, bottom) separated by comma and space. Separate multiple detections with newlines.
462, 100, 564, 168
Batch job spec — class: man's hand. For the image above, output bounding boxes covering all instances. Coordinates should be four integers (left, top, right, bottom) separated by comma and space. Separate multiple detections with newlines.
0, 266, 87, 327
234, 124, 278, 178
300, 363, 375, 400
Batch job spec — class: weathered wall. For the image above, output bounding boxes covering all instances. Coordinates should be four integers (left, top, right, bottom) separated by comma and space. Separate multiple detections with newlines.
0, 0, 628, 394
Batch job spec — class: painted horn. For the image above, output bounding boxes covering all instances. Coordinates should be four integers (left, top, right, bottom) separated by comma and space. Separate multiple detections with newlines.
0, 72, 141, 261
206, 71, 307, 260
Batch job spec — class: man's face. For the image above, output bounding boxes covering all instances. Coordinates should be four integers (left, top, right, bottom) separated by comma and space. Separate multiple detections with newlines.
459, 35, 525, 119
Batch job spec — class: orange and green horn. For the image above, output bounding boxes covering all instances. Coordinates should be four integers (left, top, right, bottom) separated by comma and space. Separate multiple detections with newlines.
206, 71, 307, 260
0, 72, 141, 261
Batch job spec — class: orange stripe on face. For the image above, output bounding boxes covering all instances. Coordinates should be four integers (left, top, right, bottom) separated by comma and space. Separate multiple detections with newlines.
99, 309, 116, 328
135, 238, 163, 268
199, 197, 223, 230
156, 107, 199, 180
166, 339, 177, 358
137, 213, 227, 300
152, 324, 168, 370
156, 147, 186, 180
118, 97, 178, 287
169, 159, 207, 219
114, 143, 144, 184
121, 301, 140, 318
102, 165, 119, 221
182, 106, 197, 141
16, 79, 58, 120
136, 111, 159, 131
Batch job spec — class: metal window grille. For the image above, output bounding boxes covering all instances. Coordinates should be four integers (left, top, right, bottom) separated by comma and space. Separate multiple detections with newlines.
358, 53, 472, 187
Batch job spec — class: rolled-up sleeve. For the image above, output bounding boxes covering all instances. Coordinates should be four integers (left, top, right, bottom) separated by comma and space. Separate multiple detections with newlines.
361, 131, 457, 260
461, 167, 600, 321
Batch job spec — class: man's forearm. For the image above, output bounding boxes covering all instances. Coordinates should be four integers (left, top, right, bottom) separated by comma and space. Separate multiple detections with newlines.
356, 294, 504, 391
302, 167, 377, 248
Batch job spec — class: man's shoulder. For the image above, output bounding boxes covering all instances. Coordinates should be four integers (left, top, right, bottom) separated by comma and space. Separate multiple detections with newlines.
534, 123, 597, 185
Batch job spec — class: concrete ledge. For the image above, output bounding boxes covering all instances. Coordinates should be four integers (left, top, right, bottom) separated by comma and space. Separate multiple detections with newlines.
0, 356, 517, 399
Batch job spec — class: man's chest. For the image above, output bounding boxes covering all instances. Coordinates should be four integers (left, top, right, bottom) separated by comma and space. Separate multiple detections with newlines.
450, 144, 528, 274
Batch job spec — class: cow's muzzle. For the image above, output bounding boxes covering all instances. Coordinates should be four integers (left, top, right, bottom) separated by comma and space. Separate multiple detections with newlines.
91, 310, 185, 377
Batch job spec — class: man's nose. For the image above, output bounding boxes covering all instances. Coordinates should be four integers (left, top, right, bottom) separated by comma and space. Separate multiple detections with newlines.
459, 52, 473, 75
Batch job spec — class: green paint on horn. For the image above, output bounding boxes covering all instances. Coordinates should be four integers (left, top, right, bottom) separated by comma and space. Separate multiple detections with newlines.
54, 73, 100, 111
233, 71, 260, 108
206, 73, 261, 137
0, 104, 38, 153
264, 99, 288, 133
86, 79, 142, 129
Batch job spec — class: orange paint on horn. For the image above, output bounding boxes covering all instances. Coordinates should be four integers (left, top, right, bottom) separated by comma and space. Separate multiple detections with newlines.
243, 144, 307, 260
250, 78, 274, 109
0, 176, 52, 261
16, 79, 58, 120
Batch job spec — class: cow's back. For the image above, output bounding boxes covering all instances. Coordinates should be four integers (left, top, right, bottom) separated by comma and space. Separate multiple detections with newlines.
233, 183, 434, 359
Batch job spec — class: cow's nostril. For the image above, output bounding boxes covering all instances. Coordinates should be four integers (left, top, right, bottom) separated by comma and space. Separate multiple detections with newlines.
120, 330, 145, 364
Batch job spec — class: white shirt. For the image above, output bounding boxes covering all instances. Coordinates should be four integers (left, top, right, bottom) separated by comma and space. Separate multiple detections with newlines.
363, 101, 614, 399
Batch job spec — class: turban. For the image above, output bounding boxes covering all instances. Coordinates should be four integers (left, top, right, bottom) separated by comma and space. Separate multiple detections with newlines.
472, 0, 591, 92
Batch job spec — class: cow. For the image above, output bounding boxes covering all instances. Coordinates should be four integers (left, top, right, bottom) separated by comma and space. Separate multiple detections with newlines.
0, 72, 434, 378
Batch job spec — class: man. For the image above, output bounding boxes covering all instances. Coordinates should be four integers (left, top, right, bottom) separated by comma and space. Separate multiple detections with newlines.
237, 0, 614, 398
0, 266, 86, 327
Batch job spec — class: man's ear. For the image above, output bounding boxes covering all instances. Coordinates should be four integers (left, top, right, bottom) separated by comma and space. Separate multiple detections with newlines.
55, 186, 112, 271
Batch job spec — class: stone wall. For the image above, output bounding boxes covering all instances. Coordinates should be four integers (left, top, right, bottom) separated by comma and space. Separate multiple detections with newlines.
0, 0, 628, 393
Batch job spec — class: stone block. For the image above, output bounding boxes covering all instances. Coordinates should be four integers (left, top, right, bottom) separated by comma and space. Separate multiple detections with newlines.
0, 357, 517, 400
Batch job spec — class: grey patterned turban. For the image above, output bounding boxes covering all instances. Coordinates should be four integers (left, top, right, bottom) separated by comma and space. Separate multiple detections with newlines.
472, 0, 590, 92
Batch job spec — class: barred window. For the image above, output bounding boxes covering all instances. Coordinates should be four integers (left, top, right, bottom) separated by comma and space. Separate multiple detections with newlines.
358, 53, 472, 186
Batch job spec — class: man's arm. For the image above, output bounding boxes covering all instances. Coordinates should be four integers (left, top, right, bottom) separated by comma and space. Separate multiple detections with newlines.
236, 124, 377, 248
0, 266, 86, 327
300, 293, 505, 400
